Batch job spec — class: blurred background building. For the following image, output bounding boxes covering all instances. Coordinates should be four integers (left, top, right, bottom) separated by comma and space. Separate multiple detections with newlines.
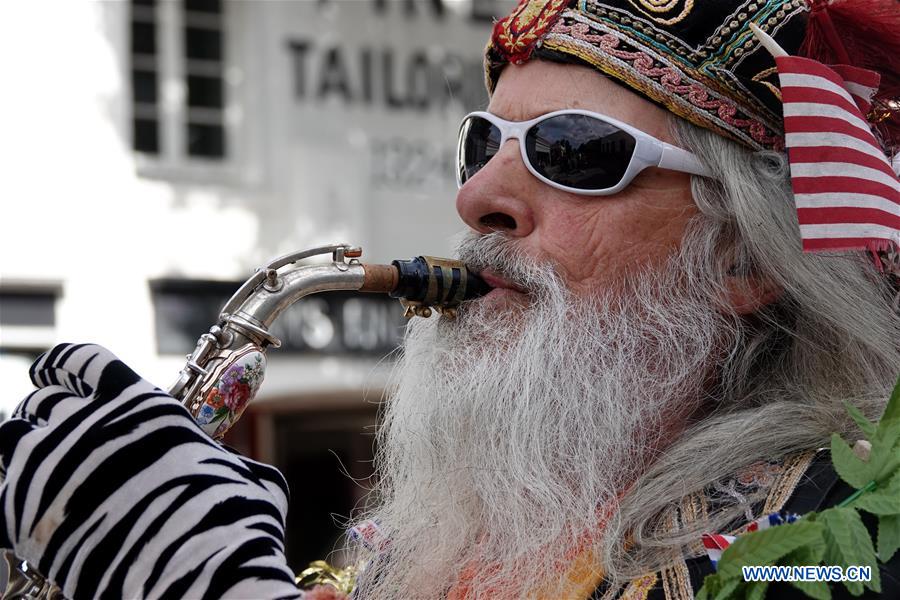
0, 0, 513, 576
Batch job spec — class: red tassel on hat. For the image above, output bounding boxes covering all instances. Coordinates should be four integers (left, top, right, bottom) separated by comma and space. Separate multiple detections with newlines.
799, 0, 900, 147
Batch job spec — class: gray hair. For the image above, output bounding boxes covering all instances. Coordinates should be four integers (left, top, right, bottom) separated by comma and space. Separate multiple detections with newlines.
601, 119, 900, 582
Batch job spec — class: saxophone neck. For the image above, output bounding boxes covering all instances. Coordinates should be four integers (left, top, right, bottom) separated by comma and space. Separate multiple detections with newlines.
170, 243, 490, 439
218, 246, 491, 348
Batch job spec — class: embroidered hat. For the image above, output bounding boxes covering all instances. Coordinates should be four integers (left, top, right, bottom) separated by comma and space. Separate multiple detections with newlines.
485, 0, 898, 152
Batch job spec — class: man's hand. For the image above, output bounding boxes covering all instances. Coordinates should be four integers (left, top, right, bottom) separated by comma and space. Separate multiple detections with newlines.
0, 343, 300, 599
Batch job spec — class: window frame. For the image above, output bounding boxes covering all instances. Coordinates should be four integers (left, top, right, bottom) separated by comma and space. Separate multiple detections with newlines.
0, 282, 63, 353
130, 0, 258, 186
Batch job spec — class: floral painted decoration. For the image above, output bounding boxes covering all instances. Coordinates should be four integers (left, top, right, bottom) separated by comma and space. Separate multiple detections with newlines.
194, 349, 266, 439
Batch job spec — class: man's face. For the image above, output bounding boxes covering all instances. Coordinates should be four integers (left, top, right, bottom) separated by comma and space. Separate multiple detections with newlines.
353, 61, 732, 600
455, 60, 698, 300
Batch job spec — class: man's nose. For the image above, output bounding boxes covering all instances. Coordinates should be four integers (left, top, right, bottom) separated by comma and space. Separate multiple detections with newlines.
455, 140, 536, 237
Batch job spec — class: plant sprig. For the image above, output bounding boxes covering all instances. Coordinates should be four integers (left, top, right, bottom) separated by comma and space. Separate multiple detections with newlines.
698, 375, 900, 600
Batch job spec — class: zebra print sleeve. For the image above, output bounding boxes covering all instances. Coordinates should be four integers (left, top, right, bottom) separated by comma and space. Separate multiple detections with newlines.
0, 343, 302, 599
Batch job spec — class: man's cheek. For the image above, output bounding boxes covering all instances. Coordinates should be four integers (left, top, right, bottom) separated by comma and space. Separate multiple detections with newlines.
557, 216, 635, 290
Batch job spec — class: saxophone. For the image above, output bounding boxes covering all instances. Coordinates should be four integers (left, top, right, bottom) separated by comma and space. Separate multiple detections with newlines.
2, 243, 490, 599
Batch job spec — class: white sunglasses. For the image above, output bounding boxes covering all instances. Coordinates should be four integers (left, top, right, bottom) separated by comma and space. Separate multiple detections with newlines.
456, 109, 713, 195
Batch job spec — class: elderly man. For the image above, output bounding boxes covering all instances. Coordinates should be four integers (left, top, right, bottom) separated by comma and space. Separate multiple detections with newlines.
2, 0, 899, 598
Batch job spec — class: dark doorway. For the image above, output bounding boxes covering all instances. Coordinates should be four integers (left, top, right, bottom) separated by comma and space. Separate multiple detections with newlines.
273, 408, 377, 572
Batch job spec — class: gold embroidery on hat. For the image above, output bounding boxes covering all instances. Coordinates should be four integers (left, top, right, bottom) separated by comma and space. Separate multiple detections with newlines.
752, 66, 783, 101
762, 450, 816, 515
492, 0, 569, 64
540, 13, 784, 149
515, 0, 548, 25
619, 573, 658, 599
627, 0, 694, 26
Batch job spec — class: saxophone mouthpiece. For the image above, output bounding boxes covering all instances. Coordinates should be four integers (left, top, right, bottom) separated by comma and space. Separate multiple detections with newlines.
360, 257, 490, 318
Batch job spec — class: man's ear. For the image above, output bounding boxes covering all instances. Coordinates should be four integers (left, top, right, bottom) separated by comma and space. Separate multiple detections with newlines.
723, 266, 782, 315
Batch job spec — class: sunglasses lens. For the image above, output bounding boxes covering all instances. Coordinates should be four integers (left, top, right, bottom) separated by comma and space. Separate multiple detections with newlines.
458, 115, 502, 185
525, 114, 636, 191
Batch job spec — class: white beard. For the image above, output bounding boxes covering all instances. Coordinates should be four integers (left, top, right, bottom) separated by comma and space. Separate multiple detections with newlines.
352, 232, 730, 599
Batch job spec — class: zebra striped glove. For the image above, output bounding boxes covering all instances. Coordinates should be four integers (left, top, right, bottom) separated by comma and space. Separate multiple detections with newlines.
0, 343, 301, 599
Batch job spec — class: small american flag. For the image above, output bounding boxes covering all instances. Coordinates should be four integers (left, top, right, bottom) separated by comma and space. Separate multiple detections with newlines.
701, 533, 736, 570
776, 55, 900, 261
348, 519, 389, 552
701, 512, 800, 571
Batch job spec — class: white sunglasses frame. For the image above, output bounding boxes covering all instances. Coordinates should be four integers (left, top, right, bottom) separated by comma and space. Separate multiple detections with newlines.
456, 109, 714, 196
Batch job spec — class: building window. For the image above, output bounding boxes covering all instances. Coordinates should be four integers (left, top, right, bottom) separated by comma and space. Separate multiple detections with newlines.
130, 0, 161, 154
0, 285, 61, 353
0, 285, 61, 421
184, 0, 226, 158
129, 0, 228, 165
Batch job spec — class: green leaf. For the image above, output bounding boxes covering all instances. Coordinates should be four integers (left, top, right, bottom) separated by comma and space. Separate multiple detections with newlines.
851, 377, 900, 484
878, 462, 900, 494
781, 541, 826, 568
880, 373, 900, 424
866, 425, 900, 485
745, 581, 768, 600
852, 492, 900, 515
712, 577, 741, 600
878, 452, 900, 486
780, 544, 831, 600
877, 513, 900, 562
819, 507, 881, 595
698, 572, 732, 600
695, 580, 712, 600
716, 520, 824, 578
830, 433, 873, 489
874, 375, 900, 456
844, 401, 877, 439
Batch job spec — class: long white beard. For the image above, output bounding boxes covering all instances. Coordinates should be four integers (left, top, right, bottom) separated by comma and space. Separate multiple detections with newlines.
353, 232, 729, 599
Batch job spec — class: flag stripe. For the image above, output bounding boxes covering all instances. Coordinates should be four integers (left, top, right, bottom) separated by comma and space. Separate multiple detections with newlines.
831, 64, 881, 100
783, 102, 874, 135
777, 56, 847, 89
830, 64, 881, 87
785, 117, 885, 150
795, 192, 900, 214
775, 55, 898, 257
701, 534, 735, 551
790, 162, 900, 191
797, 207, 900, 228
781, 86, 865, 121
842, 83, 875, 113
778, 72, 859, 107
785, 130, 889, 162
788, 147, 899, 181
802, 237, 880, 252
779, 69, 878, 115
791, 176, 900, 199
800, 222, 900, 241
